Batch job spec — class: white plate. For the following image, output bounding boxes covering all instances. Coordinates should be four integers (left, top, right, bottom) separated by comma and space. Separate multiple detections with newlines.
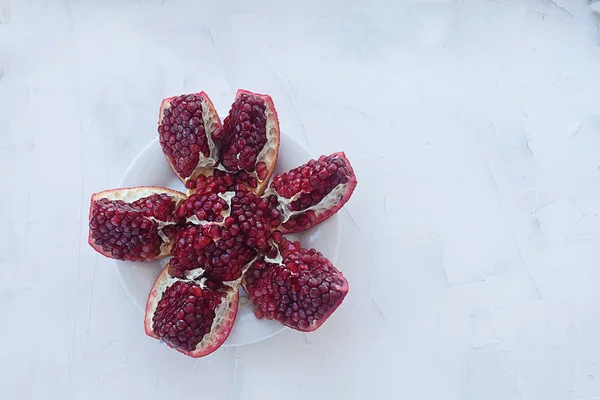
115, 132, 342, 346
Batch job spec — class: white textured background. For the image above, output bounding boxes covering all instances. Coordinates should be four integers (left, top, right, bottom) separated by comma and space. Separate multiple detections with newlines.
1, 0, 600, 399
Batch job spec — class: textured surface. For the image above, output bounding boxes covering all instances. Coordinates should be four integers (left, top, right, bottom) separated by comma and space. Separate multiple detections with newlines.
2, 0, 600, 399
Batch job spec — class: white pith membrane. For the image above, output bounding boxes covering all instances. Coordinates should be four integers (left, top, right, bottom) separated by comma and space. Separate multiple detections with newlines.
159, 93, 222, 182
213, 93, 280, 195
92, 187, 187, 256
264, 241, 283, 264
267, 182, 350, 224
95, 186, 186, 204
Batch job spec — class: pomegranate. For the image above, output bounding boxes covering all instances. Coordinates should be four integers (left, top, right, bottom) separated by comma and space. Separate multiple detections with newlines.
158, 92, 222, 183
214, 89, 280, 195
88, 187, 186, 261
144, 264, 239, 357
242, 232, 349, 332
268, 152, 357, 234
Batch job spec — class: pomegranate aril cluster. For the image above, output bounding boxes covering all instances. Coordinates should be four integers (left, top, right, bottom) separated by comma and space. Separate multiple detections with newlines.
132, 193, 177, 221
185, 170, 259, 192
159, 94, 209, 179
229, 190, 281, 251
178, 182, 281, 253
170, 224, 256, 282
151, 280, 223, 352
175, 192, 230, 223
220, 93, 267, 173
244, 234, 347, 331
271, 154, 350, 211
90, 197, 164, 261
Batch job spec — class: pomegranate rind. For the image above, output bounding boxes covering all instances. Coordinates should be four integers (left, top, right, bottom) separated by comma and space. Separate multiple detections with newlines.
144, 264, 239, 358
90, 186, 187, 205
270, 152, 357, 234
158, 92, 223, 183
88, 186, 187, 261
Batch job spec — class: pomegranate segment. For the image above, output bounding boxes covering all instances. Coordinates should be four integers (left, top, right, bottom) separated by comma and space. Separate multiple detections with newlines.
88, 187, 186, 261
269, 152, 357, 234
242, 233, 349, 332
158, 92, 222, 183
217, 89, 280, 195
145, 265, 238, 358
170, 224, 257, 282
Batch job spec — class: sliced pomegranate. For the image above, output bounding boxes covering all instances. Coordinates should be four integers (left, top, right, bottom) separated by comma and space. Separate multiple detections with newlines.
88, 187, 186, 261
158, 92, 222, 183
170, 224, 257, 282
215, 89, 280, 195
145, 264, 238, 358
242, 232, 349, 332
268, 152, 357, 234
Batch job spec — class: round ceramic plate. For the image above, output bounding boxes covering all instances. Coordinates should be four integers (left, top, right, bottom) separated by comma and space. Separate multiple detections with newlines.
116, 132, 342, 346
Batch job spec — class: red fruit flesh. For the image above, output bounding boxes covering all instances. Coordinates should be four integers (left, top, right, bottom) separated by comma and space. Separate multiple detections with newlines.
269, 152, 357, 234
242, 233, 348, 332
158, 92, 222, 183
88, 187, 186, 261
229, 190, 281, 252
145, 264, 238, 358
170, 224, 256, 282
185, 169, 258, 193
174, 191, 231, 224
217, 90, 280, 194
179, 173, 281, 253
